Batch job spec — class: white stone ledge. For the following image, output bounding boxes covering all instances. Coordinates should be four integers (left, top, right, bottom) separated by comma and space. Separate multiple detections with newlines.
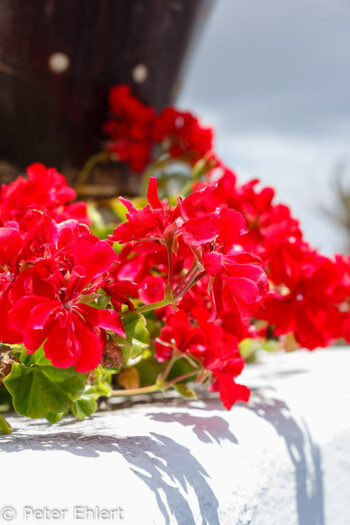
1, 348, 350, 525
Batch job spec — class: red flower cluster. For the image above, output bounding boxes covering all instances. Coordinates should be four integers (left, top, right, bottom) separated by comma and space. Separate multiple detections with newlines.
190, 163, 350, 351
108, 121, 350, 406
104, 85, 155, 173
0, 164, 132, 372
2, 88, 350, 416
111, 177, 267, 408
104, 85, 213, 172
154, 307, 250, 410
0, 163, 90, 226
152, 107, 213, 162
0, 212, 127, 372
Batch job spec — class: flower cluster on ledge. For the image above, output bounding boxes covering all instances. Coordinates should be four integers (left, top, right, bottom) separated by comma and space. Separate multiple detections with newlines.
0, 86, 348, 434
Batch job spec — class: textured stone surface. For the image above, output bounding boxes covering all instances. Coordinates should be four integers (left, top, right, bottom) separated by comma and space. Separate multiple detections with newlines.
1, 348, 350, 525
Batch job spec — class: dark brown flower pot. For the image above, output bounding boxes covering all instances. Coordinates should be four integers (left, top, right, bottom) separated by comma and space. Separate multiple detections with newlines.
0, 0, 213, 186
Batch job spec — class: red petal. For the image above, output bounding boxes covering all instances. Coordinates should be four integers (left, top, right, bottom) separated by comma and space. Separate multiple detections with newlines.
24, 325, 50, 352
73, 234, 117, 281
0, 227, 22, 264
43, 317, 79, 369
73, 317, 103, 372
147, 177, 163, 209
181, 212, 219, 246
30, 301, 59, 329
8, 296, 51, 332
119, 197, 137, 213
77, 303, 125, 337
212, 372, 250, 410
139, 276, 165, 304
217, 208, 247, 253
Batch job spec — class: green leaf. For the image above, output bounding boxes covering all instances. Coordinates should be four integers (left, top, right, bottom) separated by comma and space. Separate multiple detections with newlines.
18, 347, 51, 366
121, 312, 150, 361
97, 294, 111, 309
261, 339, 280, 353
90, 365, 114, 397
45, 411, 66, 424
239, 338, 261, 362
173, 384, 197, 400
135, 355, 165, 387
94, 378, 112, 397
72, 392, 98, 421
0, 414, 12, 434
3, 359, 88, 419
70, 368, 115, 421
91, 225, 116, 240
0, 385, 13, 413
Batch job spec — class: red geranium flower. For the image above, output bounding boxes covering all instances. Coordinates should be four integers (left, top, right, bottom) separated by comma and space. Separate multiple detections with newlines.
110, 177, 181, 250
7, 229, 125, 372
155, 307, 250, 409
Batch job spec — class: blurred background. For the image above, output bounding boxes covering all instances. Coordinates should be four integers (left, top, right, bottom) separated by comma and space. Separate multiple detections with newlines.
0, 0, 349, 254
178, 0, 350, 255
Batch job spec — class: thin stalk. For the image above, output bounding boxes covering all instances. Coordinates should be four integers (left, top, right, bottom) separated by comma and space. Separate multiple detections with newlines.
76, 151, 112, 185
173, 261, 198, 295
110, 384, 159, 397
134, 297, 172, 315
166, 241, 174, 289
0, 414, 12, 434
164, 370, 199, 389
110, 369, 199, 398
121, 297, 172, 318
181, 354, 200, 369
181, 181, 193, 197
174, 268, 203, 301
160, 352, 180, 382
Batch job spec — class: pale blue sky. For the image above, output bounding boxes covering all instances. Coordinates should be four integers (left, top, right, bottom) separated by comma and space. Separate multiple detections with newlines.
178, 0, 350, 254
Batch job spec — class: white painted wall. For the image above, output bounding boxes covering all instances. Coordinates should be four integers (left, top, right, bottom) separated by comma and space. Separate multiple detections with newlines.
1, 348, 350, 525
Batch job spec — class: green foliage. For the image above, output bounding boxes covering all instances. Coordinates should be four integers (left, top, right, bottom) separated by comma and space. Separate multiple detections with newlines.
70, 366, 116, 420
97, 294, 111, 309
261, 339, 280, 353
120, 312, 150, 362
239, 338, 260, 362
71, 387, 98, 420
45, 411, 66, 424
239, 337, 279, 362
173, 384, 197, 400
91, 365, 115, 397
0, 413, 12, 434
0, 386, 13, 413
91, 225, 116, 240
3, 348, 87, 419
167, 357, 194, 381
136, 355, 165, 387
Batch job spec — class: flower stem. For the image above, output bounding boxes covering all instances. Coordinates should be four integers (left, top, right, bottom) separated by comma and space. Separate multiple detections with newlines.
76, 151, 112, 184
173, 261, 198, 295
160, 352, 180, 382
174, 268, 203, 301
110, 367, 199, 398
164, 370, 199, 388
166, 241, 174, 289
110, 384, 159, 397
0, 414, 13, 434
134, 297, 172, 315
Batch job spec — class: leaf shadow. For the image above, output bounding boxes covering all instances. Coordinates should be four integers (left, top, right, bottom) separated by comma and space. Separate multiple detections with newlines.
245, 389, 325, 525
146, 411, 238, 445
0, 430, 219, 525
